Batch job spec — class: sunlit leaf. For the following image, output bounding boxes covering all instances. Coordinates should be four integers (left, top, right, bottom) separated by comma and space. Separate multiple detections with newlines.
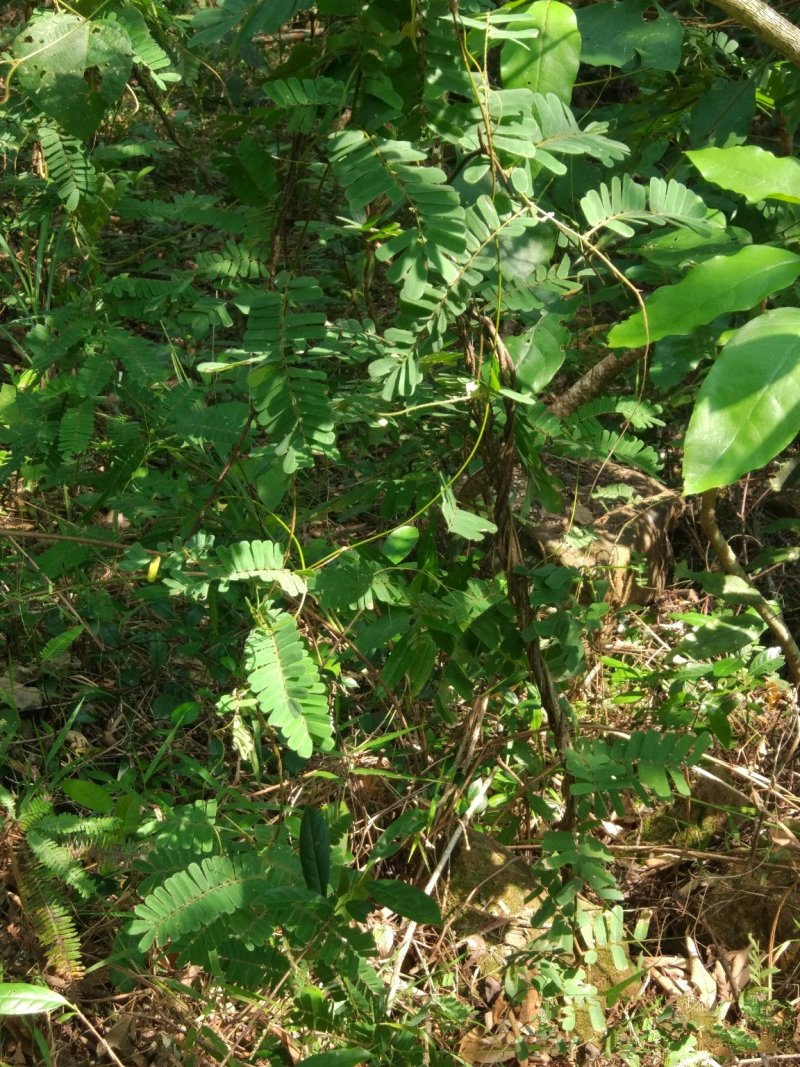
608, 246, 800, 348
683, 309, 800, 494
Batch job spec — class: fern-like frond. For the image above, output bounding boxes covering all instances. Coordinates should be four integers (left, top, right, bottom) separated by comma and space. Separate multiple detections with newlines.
569, 395, 665, 430
105, 272, 195, 322
58, 401, 95, 460
129, 852, 318, 951
116, 192, 267, 236
28, 894, 85, 982
251, 365, 337, 473
530, 93, 628, 173
190, 0, 303, 49
130, 854, 260, 950
39, 126, 96, 212
423, 0, 481, 109
240, 277, 327, 357
26, 828, 97, 900
26, 307, 89, 373
214, 540, 306, 597
195, 240, 268, 281
221, 133, 278, 205
432, 90, 627, 175
566, 730, 711, 817
244, 612, 333, 758
17, 796, 55, 833
111, 5, 176, 87
264, 76, 346, 134
103, 326, 170, 386
561, 419, 661, 475
330, 130, 466, 300
581, 175, 712, 238
75, 351, 114, 397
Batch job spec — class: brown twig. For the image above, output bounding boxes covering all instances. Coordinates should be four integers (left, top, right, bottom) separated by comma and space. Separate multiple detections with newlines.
0, 528, 157, 553
700, 488, 800, 687
548, 345, 647, 421
479, 315, 575, 828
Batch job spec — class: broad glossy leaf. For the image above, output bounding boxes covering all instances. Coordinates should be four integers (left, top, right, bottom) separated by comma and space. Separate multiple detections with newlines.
689, 571, 764, 605
577, 0, 682, 72
608, 246, 800, 348
674, 608, 766, 659
683, 308, 800, 494
15, 13, 132, 139
496, 221, 557, 280
649, 326, 721, 391
191, 0, 303, 48
370, 879, 442, 925
686, 144, 800, 204
501, 1, 580, 104
0, 983, 69, 1016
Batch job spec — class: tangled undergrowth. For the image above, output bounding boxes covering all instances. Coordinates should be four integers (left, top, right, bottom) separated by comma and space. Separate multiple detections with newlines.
2, 1, 800, 1065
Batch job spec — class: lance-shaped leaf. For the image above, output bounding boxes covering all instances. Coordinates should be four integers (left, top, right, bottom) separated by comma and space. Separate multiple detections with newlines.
299, 808, 330, 897
608, 246, 800, 348
0, 983, 69, 1016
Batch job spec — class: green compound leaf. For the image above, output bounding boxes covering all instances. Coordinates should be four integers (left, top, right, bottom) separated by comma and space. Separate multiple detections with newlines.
500, 1, 580, 105
15, 13, 132, 139
687, 144, 800, 204
608, 246, 800, 348
245, 613, 333, 759
683, 309, 800, 495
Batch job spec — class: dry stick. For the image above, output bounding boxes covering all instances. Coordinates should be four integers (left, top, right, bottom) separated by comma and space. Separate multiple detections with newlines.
480, 316, 574, 774
68, 1003, 129, 1067
0, 528, 158, 553
707, 0, 800, 66
733, 1057, 800, 1065
700, 489, 800, 687
385, 771, 496, 1011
